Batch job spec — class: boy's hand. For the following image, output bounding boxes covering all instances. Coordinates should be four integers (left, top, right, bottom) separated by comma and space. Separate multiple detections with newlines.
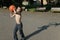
10, 10, 16, 18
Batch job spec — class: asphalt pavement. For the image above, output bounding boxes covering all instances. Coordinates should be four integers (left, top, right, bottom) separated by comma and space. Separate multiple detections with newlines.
0, 8, 60, 40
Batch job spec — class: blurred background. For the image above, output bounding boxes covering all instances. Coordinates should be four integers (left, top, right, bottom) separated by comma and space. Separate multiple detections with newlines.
0, 0, 60, 12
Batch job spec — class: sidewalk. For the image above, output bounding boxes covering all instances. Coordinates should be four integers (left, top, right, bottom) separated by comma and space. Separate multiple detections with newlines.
51, 7, 60, 12
35, 7, 60, 12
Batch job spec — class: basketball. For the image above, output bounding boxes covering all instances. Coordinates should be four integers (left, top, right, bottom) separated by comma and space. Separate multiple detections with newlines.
9, 5, 16, 12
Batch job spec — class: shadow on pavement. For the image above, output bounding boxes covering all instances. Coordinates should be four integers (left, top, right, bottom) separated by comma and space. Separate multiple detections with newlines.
25, 22, 60, 40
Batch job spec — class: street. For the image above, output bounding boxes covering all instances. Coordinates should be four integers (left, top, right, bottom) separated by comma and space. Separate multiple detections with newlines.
0, 8, 60, 40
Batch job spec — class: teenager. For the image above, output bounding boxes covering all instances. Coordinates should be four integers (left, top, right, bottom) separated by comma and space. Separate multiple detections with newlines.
9, 5, 25, 40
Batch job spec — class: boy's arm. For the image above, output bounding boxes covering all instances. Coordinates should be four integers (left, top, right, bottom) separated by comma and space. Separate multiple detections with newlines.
10, 10, 16, 17
10, 13, 15, 17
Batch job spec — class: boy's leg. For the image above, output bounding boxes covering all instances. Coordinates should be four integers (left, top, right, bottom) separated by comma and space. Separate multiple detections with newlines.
13, 24, 18, 40
18, 22, 25, 38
